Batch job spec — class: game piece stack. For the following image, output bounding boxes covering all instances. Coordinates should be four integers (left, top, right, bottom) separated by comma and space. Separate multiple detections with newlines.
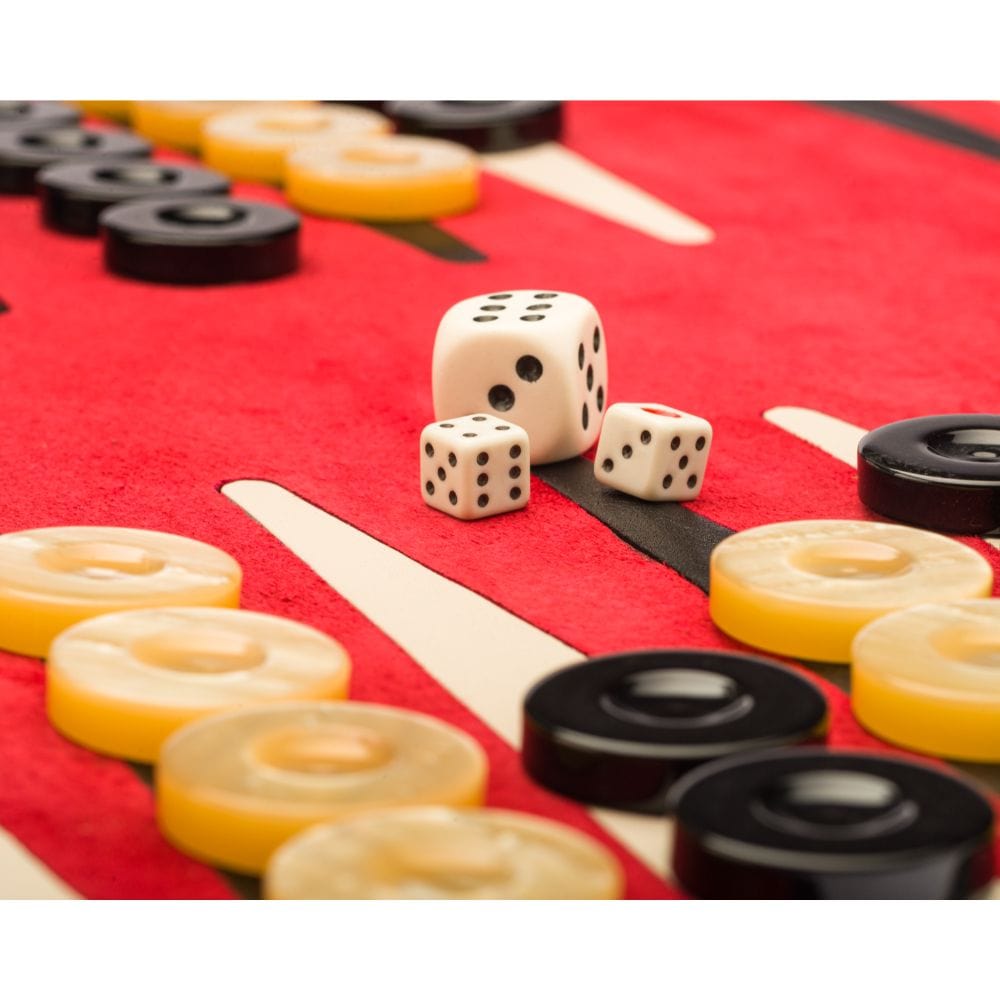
544, 423, 998, 896
3, 100, 574, 284
201, 104, 392, 184
422, 281, 1000, 898
0, 521, 623, 899
39, 161, 231, 237
0, 119, 151, 195
3, 100, 577, 286
522, 650, 828, 814
0, 101, 305, 284
47, 607, 352, 762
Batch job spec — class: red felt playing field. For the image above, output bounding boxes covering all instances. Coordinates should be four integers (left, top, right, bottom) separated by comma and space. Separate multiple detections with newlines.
0, 100, 999, 899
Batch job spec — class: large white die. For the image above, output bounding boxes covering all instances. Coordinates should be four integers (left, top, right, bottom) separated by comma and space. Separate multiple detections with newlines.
594, 403, 712, 501
432, 290, 608, 465
420, 414, 530, 520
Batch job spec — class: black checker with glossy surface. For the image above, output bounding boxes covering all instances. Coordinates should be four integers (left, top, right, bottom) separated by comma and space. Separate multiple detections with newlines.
0, 126, 151, 194
669, 748, 994, 899
39, 160, 231, 236
386, 101, 562, 153
0, 101, 79, 132
100, 197, 300, 286
522, 649, 828, 814
858, 414, 1000, 534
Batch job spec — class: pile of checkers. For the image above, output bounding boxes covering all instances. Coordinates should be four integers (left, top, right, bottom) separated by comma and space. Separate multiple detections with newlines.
0, 99, 561, 283
0, 525, 625, 899
4, 100, 1000, 899
419, 282, 1000, 898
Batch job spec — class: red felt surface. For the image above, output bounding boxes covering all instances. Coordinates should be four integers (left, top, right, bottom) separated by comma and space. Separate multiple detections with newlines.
0, 101, 999, 898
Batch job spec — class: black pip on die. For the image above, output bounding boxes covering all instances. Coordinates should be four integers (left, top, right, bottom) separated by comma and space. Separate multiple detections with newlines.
432, 291, 608, 464
421, 414, 530, 520
594, 403, 712, 501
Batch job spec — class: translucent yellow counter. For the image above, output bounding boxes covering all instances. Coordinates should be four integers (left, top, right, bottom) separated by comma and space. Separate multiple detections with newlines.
266, 807, 624, 899
0, 526, 241, 658
853, 599, 1000, 761
202, 105, 391, 184
709, 520, 992, 662
157, 702, 487, 874
47, 607, 350, 762
286, 134, 479, 220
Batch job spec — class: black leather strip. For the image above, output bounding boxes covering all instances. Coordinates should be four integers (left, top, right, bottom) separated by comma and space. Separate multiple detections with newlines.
363, 222, 486, 262
537, 459, 864, 695
534, 457, 733, 593
536, 460, 1000, 791
818, 101, 1000, 162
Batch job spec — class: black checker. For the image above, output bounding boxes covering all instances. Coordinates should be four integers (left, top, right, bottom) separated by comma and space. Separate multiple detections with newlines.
100, 197, 300, 285
0, 126, 151, 194
38, 160, 231, 236
669, 748, 994, 899
522, 649, 828, 814
0, 102, 79, 132
858, 414, 1000, 534
385, 101, 562, 153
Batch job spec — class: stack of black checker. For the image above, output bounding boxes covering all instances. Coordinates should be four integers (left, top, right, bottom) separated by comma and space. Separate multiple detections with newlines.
0, 100, 300, 284
1, 100, 568, 284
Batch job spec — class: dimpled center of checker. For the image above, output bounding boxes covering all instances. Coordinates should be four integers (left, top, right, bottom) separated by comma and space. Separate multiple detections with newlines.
753, 770, 918, 841
96, 164, 178, 186
380, 827, 512, 885
254, 726, 394, 774
36, 541, 166, 577
24, 129, 95, 150
130, 627, 267, 674
790, 539, 912, 579
926, 427, 1000, 462
159, 203, 246, 226
258, 112, 332, 133
341, 146, 421, 166
931, 624, 1000, 669
599, 668, 753, 728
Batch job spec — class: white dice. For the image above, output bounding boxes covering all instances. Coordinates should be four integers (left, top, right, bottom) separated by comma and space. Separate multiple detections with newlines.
594, 403, 712, 501
420, 414, 530, 520
432, 290, 608, 465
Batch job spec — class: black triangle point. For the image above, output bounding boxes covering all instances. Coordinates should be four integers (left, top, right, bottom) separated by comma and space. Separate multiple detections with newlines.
364, 221, 487, 263
818, 101, 1000, 162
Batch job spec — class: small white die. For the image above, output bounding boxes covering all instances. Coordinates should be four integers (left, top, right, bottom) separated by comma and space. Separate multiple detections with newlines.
420, 414, 530, 520
594, 403, 712, 501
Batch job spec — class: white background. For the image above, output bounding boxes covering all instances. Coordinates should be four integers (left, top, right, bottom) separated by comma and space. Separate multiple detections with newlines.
4, 1, 1000, 96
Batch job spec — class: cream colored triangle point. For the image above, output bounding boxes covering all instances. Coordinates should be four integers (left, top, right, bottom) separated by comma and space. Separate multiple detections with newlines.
0, 827, 77, 899
763, 406, 865, 469
481, 142, 714, 247
763, 405, 1000, 552
221, 479, 672, 881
